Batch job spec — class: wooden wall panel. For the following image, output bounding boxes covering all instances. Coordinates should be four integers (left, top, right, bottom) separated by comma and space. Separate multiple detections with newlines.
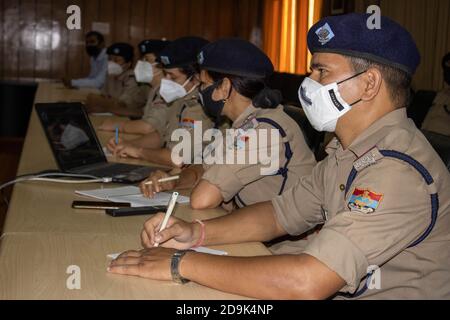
0, 0, 262, 81
18, 0, 36, 79
66, 0, 84, 81
4, 0, 20, 79
34, 0, 53, 79
50, 0, 69, 79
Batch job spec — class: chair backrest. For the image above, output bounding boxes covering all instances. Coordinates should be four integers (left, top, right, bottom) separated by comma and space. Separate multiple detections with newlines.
422, 130, 450, 172
0, 80, 38, 137
267, 72, 306, 107
407, 90, 437, 128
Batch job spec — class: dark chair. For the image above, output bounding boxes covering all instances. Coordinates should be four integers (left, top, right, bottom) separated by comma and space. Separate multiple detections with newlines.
0, 80, 38, 137
407, 90, 437, 128
422, 130, 450, 172
268, 72, 306, 107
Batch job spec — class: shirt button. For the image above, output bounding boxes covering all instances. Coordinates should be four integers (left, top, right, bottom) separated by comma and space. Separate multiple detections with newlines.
339, 184, 346, 191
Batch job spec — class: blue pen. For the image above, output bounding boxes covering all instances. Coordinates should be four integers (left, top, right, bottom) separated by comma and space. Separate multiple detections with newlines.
115, 126, 119, 145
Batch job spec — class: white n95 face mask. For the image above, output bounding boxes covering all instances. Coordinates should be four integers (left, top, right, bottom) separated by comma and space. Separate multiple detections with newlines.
298, 72, 365, 132
134, 60, 156, 84
159, 77, 191, 103
107, 61, 123, 76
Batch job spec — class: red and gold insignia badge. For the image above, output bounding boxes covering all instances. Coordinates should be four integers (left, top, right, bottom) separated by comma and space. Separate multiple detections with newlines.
348, 188, 383, 214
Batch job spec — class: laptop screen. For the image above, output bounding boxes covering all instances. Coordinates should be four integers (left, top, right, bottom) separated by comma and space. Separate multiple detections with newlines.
35, 103, 107, 171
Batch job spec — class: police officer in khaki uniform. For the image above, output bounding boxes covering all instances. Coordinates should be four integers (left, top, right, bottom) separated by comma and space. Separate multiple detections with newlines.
422, 52, 450, 137
140, 39, 316, 212
85, 43, 147, 117
107, 37, 213, 168
99, 40, 170, 135
108, 14, 450, 300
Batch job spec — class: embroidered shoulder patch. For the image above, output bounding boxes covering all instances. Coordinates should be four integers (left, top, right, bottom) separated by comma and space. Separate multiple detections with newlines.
180, 118, 196, 129
348, 188, 383, 214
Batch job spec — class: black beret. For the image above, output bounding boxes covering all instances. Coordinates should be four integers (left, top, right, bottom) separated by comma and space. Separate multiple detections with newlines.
107, 43, 134, 62
197, 38, 274, 79
138, 39, 171, 56
157, 36, 209, 68
308, 13, 421, 75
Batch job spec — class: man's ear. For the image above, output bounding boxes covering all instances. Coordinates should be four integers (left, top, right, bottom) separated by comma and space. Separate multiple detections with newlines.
361, 67, 382, 101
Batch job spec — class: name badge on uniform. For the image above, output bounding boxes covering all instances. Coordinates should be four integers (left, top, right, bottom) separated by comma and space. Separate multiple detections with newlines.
348, 188, 383, 214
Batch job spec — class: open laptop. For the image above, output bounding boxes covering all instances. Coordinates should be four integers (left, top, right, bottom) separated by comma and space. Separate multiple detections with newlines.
35, 102, 158, 183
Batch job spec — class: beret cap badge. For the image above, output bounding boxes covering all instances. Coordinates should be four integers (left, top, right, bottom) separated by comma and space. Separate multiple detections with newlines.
160, 56, 170, 65
198, 51, 205, 65
316, 23, 335, 45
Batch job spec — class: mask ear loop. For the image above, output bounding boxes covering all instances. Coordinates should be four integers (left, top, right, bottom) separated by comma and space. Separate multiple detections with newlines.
151, 63, 162, 77
183, 76, 200, 95
337, 70, 367, 107
337, 70, 367, 85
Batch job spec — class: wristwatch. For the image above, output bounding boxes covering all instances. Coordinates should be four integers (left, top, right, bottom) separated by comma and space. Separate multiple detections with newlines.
171, 250, 190, 284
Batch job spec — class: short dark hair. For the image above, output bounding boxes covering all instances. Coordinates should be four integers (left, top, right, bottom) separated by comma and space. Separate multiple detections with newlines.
346, 56, 412, 108
180, 63, 200, 78
85, 31, 104, 44
207, 70, 281, 109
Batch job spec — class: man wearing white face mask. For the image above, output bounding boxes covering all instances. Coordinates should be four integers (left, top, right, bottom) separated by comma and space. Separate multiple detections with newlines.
107, 14, 450, 300
107, 36, 214, 168
84, 43, 147, 117
99, 39, 170, 134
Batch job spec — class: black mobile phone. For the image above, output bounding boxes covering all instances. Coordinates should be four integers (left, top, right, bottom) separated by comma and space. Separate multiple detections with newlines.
106, 206, 168, 217
71, 201, 131, 210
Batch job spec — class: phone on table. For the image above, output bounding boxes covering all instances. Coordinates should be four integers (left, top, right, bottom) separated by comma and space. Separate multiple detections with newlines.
106, 206, 168, 217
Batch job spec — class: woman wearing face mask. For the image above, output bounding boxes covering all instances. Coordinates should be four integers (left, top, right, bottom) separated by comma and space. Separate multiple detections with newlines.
107, 36, 214, 168
99, 39, 170, 134
139, 38, 317, 211
84, 42, 147, 117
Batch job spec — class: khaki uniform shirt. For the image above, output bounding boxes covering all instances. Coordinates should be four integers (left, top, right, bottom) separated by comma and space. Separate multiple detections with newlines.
202, 105, 316, 208
272, 108, 450, 299
422, 88, 450, 136
160, 89, 213, 162
101, 69, 147, 110
142, 85, 169, 136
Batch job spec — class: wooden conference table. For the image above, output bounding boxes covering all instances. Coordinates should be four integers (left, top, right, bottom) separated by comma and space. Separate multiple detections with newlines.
0, 82, 271, 299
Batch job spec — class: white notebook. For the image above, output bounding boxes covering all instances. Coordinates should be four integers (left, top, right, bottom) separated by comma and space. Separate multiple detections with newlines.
75, 186, 190, 207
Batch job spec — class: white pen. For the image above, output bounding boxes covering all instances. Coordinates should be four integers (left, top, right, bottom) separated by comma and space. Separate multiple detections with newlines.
144, 175, 180, 186
154, 192, 179, 247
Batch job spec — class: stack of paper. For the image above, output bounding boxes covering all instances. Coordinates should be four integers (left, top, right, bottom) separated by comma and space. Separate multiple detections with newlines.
75, 186, 190, 207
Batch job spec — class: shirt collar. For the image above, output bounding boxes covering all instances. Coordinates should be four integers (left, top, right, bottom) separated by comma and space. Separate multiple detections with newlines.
326, 108, 409, 159
232, 105, 258, 129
